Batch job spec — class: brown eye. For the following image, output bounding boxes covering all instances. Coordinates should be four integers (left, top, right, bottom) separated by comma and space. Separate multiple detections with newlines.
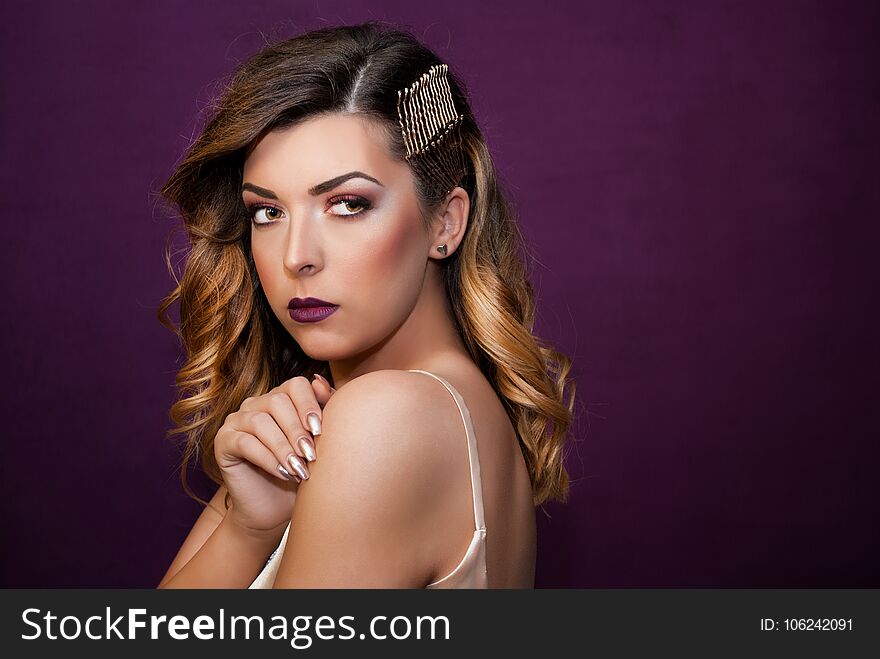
251, 205, 282, 225
328, 195, 371, 217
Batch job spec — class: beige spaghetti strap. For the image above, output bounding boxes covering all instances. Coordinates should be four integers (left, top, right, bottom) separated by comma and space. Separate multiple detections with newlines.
407, 369, 486, 531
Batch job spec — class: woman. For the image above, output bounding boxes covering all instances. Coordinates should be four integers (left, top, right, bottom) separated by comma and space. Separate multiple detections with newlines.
155, 22, 575, 589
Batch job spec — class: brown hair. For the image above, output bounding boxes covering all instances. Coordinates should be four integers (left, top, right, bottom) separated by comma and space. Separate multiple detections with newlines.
157, 22, 577, 507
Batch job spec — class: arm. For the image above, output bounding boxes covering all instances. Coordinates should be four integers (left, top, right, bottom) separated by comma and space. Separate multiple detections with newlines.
272, 370, 445, 588
157, 484, 228, 588
157, 372, 331, 588
158, 513, 285, 588
157, 484, 288, 588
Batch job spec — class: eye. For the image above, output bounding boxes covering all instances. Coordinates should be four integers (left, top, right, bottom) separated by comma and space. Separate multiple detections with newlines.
247, 203, 283, 225
328, 195, 372, 217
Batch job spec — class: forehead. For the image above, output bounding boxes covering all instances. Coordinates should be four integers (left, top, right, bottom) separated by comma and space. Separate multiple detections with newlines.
242, 113, 399, 187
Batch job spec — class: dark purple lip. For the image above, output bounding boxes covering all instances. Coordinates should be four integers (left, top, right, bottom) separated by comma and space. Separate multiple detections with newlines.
288, 305, 338, 323
289, 297, 338, 309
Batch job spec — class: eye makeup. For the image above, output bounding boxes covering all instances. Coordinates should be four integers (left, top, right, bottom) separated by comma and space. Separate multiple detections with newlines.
244, 194, 373, 226
327, 194, 372, 217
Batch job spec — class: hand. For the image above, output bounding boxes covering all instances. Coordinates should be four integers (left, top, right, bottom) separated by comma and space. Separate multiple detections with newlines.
214, 373, 336, 537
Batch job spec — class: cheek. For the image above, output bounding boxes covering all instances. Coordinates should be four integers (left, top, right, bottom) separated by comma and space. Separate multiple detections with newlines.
346, 220, 422, 294
251, 241, 282, 301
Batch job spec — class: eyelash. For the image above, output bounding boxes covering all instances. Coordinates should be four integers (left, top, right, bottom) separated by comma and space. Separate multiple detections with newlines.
245, 195, 373, 226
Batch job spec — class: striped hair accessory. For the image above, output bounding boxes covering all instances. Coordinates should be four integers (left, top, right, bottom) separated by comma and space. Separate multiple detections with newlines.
396, 63, 466, 196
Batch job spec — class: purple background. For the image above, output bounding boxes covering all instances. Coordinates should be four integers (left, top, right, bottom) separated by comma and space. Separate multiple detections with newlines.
1, 0, 877, 587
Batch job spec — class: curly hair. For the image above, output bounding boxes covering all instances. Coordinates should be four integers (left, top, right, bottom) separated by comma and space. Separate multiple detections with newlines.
156, 22, 577, 509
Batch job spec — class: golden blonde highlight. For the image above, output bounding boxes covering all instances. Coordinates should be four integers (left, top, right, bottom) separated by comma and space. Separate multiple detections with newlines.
442, 135, 576, 505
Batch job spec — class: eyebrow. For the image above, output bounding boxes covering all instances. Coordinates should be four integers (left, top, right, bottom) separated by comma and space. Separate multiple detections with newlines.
241, 171, 384, 199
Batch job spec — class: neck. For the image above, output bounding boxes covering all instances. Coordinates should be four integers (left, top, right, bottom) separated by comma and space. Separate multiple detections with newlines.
328, 263, 469, 389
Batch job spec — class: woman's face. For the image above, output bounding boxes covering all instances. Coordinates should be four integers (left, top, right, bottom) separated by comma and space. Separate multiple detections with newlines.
241, 113, 432, 362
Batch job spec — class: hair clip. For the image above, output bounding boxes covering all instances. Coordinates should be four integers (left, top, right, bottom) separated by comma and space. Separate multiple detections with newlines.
396, 63, 466, 195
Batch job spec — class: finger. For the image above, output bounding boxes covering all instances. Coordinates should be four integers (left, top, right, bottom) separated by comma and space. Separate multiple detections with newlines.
260, 391, 316, 464
222, 430, 300, 483
239, 410, 310, 481
239, 395, 258, 412
279, 376, 324, 439
311, 373, 336, 406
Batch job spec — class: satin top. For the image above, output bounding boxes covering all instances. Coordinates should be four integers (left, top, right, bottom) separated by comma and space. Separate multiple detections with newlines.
248, 368, 488, 589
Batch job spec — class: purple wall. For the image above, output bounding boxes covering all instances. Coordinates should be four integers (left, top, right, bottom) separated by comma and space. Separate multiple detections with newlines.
1, 1, 877, 587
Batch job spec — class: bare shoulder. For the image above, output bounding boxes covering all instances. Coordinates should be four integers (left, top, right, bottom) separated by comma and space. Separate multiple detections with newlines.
273, 369, 457, 586
320, 369, 450, 465
329, 367, 442, 407
296, 368, 457, 526
316, 365, 509, 511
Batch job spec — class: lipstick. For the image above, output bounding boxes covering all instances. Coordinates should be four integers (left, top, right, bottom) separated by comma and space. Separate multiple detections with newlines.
288, 297, 339, 323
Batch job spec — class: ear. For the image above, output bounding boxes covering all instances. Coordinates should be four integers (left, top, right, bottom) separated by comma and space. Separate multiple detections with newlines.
429, 186, 470, 259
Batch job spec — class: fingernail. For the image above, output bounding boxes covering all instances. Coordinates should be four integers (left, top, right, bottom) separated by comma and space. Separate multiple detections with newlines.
314, 373, 327, 385
277, 464, 294, 480
287, 453, 309, 480
299, 436, 316, 462
306, 412, 322, 436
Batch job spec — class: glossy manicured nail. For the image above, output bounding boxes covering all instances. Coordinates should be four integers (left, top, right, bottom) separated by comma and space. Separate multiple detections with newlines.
299, 436, 316, 462
277, 464, 294, 480
287, 453, 309, 480
306, 413, 322, 436
315, 373, 335, 392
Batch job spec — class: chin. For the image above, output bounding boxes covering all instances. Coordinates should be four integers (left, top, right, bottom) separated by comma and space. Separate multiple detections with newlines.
291, 334, 351, 362
299, 328, 393, 364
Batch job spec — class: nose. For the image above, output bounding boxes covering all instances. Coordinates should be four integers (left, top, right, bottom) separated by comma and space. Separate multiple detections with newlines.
282, 213, 322, 276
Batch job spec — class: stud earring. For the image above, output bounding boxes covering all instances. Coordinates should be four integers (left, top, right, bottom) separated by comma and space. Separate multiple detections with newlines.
437, 244, 448, 256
